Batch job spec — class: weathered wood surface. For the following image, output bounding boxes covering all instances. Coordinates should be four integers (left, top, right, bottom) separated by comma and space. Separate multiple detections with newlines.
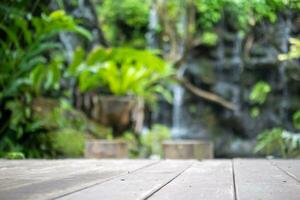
0, 159, 156, 200
234, 159, 300, 200
59, 160, 193, 200
0, 159, 299, 200
270, 159, 300, 182
149, 160, 234, 200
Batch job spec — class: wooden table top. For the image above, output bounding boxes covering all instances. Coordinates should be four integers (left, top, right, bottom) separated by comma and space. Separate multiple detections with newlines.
0, 159, 299, 200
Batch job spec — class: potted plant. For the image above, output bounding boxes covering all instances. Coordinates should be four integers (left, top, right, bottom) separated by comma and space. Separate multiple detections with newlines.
68, 46, 173, 158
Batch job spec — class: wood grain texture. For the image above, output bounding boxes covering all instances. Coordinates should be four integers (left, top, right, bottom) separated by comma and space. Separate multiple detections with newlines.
148, 160, 234, 200
1, 159, 300, 200
0, 159, 157, 200
58, 160, 194, 200
271, 160, 300, 182
234, 159, 300, 200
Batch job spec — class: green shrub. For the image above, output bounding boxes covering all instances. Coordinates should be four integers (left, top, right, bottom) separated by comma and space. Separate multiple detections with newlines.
249, 81, 271, 105
122, 131, 139, 158
49, 129, 85, 158
201, 32, 218, 46
98, 0, 150, 46
141, 124, 171, 158
32, 98, 111, 138
68, 46, 173, 105
120, 124, 171, 158
249, 81, 271, 118
5, 152, 25, 159
33, 98, 87, 131
0, 8, 91, 158
255, 128, 300, 158
278, 38, 300, 61
293, 110, 300, 130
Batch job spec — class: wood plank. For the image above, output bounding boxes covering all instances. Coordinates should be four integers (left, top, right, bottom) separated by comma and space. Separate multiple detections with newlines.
0, 159, 157, 200
57, 160, 194, 200
0, 160, 80, 190
148, 160, 234, 200
234, 159, 300, 200
0, 160, 108, 190
271, 160, 300, 182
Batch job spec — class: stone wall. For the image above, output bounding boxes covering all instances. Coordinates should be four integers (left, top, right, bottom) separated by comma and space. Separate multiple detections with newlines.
151, 12, 300, 157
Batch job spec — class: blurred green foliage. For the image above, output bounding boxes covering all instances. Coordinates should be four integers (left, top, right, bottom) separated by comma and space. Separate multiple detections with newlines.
68, 46, 173, 104
0, 0, 299, 159
201, 32, 218, 46
140, 124, 171, 158
98, 0, 151, 46
0, 97, 112, 158
195, 0, 224, 29
255, 128, 300, 158
122, 131, 139, 158
293, 110, 300, 130
5, 152, 25, 159
0, 6, 92, 158
106, 124, 171, 158
254, 35, 300, 158
118, 124, 171, 158
44, 101, 110, 157
0, 9, 90, 100
33, 98, 87, 131
49, 129, 85, 158
97, 0, 300, 47
180, 0, 299, 31
249, 81, 271, 118
249, 81, 271, 104
253, 34, 300, 158
27, 98, 111, 158
278, 38, 300, 61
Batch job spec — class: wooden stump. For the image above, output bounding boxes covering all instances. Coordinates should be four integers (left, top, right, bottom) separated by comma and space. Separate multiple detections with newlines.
85, 140, 128, 158
163, 140, 214, 159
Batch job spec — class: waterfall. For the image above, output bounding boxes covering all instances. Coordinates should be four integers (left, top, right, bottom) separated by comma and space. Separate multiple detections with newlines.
146, 3, 162, 125
177, 8, 187, 56
231, 32, 243, 112
277, 16, 291, 126
147, 1, 206, 138
171, 65, 188, 138
214, 31, 243, 114
232, 33, 243, 75
216, 16, 225, 81
146, 4, 159, 49
59, 33, 78, 63
216, 35, 225, 80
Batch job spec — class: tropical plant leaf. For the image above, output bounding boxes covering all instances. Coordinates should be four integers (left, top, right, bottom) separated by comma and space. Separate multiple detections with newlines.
68, 47, 85, 76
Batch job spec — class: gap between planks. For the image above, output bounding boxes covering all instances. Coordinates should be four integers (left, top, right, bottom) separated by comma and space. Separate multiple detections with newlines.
269, 159, 300, 183
231, 159, 237, 200
143, 162, 194, 200
233, 159, 300, 200
0, 160, 160, 200
53, 160, 161, 200
57, 160, 195, 200
145, 160, 235, 200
